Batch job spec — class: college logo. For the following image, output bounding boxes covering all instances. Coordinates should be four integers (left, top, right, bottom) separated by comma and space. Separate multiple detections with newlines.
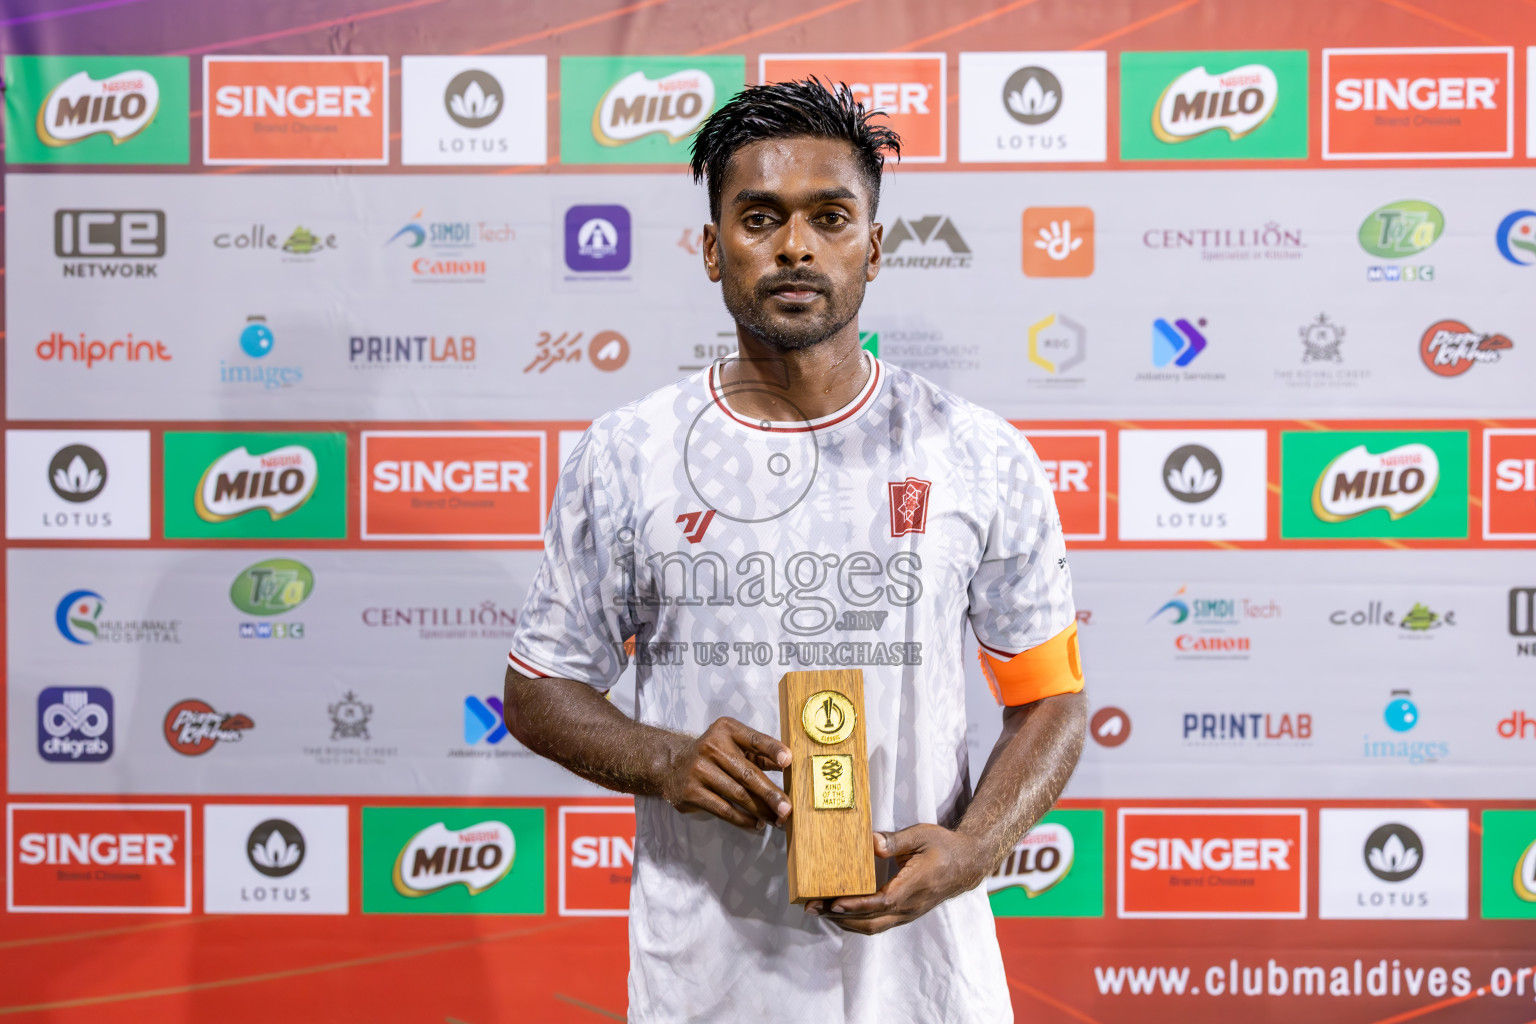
7, 803, 191, 913
1329, 600, 1456, 635
212, 223, 338, 258
1496, 210, 1536, 266
888, 478, 932, 537
1419, 319, 1512, 377
564, 205, 632, 275
1119, 808, 1307, 918
1120, 50, 1308, 160
163, 699, 254, 756
361, 431, 545, 542
524, 330, 630, 374
1319, 809, 1468, 920
958, 52, 1108, 163
1118, 430, 1267, 541
1022, 207, 1094, 277
1152, 317, 1207, 367
400, 56, 546, 165
1281, 431, 1467, 540
1480, 810, 1536, 918
163, 432, 346, 539
204, 56, 389, 165
989, 810, 1105, 918
560, 56, 742, 164
204, 804, 349, 915
761, 54, 946, 161
2, 56, 189, 164
1089, 706, 1131, 748
1485, 430, 1536, 540
1323, 47, 1513, 159
559, 805, 635, 916
363, 807, 545, 914
38, 687, 113, 763
1020, 430, 1105, 540
55, 210, 165, 278
8, 431, 151, 540
884, 215, 972, 268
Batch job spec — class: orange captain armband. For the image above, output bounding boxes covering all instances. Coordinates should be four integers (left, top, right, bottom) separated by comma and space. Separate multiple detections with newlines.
977, 624, 1084, 707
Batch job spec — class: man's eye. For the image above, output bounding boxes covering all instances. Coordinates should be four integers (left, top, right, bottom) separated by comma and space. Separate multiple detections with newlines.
822, 212, 846, 225
746, 213, 771, 227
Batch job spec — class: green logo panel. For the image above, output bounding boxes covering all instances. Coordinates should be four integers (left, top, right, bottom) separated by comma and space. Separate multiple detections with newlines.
989, 809, 1103, 918
3, 55, 190, 165
560, 56, 745, 165
363, 807, 546, 915
162, 432, 346, 539
1119, 50, 1308, 160
1280, 430, 1468, 539
1481, 810, 1536, 919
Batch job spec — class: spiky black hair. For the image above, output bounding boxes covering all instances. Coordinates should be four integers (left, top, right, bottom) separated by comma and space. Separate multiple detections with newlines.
689, 78, 902, 223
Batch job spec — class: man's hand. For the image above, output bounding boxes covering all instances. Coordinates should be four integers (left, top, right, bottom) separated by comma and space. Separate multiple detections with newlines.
802, 825, 985, 935
660, 717, 794, 832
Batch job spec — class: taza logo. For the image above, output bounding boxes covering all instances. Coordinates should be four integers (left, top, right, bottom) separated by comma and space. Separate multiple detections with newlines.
1359, 200, 1443, 257
1154, 63, 1278, 142
38, 687, 113, 762
230, 559, 314, 616
248, 819, 305, 877
195, 445, 318, 522
1364, 823, 1423, 882
49, 445, 106, 503
1312, 443, 1438, 522
392, 820, 515, 896
1163, 444, 1221, 502
38, 69, 160, 147
1419, 319, 1512, 377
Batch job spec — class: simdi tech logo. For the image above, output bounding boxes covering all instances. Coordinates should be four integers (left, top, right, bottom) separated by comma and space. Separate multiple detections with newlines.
988, 809, 1104, 918
362, 806, 545, 914
162, 432, 346, 539
559, 805, 635, 916
1280, 430, 1468, 540
761, 54, 946, 161
1119, 50, 1308, 160
1118, 808, 1307, 919
560, 56, 743, 164
7, 803, 191, 913
204, 56, 389, 165
1322, 47, 1513, 160
2, 55, 189, 164
400, 55, 547, 166
361, 431, 546, 542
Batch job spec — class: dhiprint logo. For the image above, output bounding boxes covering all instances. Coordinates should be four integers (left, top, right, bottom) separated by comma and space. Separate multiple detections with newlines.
888, 478, 932, 536
55, 590, 105, 644
1364, 823, 1422, 882
1004, 67, 1061, 125
1162, 445, 1221, 503
1022, 207, 1094, 277
163, 699, 254, 756
1089, 706, 1131, 748
464, 695, 508, 745
564, 205, 631, 275
1496, 210, 1536, 266
49, 445, 106, 503
1323, 47, 1513, 159
884, 216, 972, 269
1419, 319, 1512, 377
444, 70, 502, 128
1152, 317, 1207, 367
247, 819, 305, 878
38, 687, 113, 762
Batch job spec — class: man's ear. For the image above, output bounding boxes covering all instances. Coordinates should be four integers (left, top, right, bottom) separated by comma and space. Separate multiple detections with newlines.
866, 221, 883, 282
702, 222, 722, 283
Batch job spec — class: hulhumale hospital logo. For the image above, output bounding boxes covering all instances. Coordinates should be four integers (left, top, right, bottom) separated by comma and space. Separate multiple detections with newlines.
1496, 210, 1536, 266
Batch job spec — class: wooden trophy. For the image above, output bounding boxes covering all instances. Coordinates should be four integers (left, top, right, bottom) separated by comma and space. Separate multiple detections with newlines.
778, 668, 876, 902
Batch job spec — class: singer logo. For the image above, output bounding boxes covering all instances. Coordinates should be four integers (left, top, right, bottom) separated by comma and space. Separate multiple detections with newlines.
7, 803, 191, 912
888, 478, 932, 537
760, 54, 946, 161
1021, 430, 1105, 540
1119, 808, 1307, 918
559, 806, 635, 916
361, 431, 544, 542
1323, 48, 1513, 159
1485, 430, 1536, 540
204, 56, 389, 165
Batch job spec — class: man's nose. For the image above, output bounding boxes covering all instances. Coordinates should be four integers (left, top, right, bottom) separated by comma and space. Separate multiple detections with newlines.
776, 214, 815, 265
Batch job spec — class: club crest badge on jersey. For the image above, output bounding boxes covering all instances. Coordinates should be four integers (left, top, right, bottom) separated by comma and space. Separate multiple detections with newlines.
888, 478, 932, 537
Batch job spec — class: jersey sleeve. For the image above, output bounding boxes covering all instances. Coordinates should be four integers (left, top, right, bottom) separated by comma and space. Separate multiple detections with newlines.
966, 420, 1083, 707
506, 427, 637, 690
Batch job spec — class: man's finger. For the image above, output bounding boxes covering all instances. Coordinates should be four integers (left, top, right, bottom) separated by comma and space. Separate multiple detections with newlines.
695, 761, 776, 823
831, 913, 905, 935
728, 719, 792, 769
875, 827, 929, 860
714, 747, 791, 821
686, 789, 766, 832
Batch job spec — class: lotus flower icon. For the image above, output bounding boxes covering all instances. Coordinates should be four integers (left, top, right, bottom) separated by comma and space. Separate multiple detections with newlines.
1161, 445, 1222, 503
247, 819, 305, 877
1363, 823, 1423, 882
54, 455, 102, 498
451, 79, 498, 122
1007, 76, 1058, 120
1001, 66, 1063, 126
444, 69, 504, 129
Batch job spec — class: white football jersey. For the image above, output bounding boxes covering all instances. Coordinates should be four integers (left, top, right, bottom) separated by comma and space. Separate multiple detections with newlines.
509, 351, 1078, 1023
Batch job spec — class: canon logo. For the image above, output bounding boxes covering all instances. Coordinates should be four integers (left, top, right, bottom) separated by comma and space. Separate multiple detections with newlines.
17, 831, 175, 866
1334, 77, 1497, 112
213, 84, 372, 118
1129, 836, 1289, 872
372, 460, 531, 494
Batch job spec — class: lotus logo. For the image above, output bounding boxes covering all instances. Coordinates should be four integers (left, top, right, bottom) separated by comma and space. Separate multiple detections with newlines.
593, 69, 714, 146
48, 444, 107, 502
55, 589, 105, 644
1153, 64, 1278, 143
444, 69, 503, 129
1364, 823, 1423, 882
1002, 66, 1061, 126
1312, 443, 1439, 523
195, 445, 318, 523
38, 69, 160, 147
1162, 444, 1222, 503
988, 821, 1074, 895
247, 819, 305, 878
393, 820, 516, 897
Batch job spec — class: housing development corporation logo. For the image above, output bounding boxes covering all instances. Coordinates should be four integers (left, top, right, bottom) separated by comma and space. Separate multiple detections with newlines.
2, 55, 189, 164
1119, 808, 1307, 919
988, 810, 1105, 918
204, 56, 389, 165
1419, 319, 1512, 377
1281, 430, 1467, 540
54, 209, 165, 278
761, 54, 946, 161
362, 807, 545, 914
37, 687, 114, 763
957, 52, 1108, 163
1120, 50, 1308, 160
163, 432, 346, 539
1323, 47, 1513, 159
561, 56, 743, 164
7, 803, 192, 913
1026, 314, 1086, 379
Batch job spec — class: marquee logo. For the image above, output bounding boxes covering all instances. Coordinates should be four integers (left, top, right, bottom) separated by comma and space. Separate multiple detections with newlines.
163, 700, 253, 756
1154, 63, 1279, 142
195, 445, 317, 522
1419, 319, 1512, 377
4, 56, 189, 164
204, 56, 389, 165
1119, 808, 1307, 919
1120, 50, 1308, 160
1281, 430, 1467, 540
1323, 47, 1513, 159
38, 687, 114, 762
361, 431, 545, 542
1311, 443, 1438, 522
7, 803, 191, 913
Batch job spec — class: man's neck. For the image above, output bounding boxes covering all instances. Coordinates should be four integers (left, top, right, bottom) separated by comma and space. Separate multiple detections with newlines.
718, 322, 870, 423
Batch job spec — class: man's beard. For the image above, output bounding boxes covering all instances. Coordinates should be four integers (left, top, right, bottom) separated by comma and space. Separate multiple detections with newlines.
721, 264, 866, 352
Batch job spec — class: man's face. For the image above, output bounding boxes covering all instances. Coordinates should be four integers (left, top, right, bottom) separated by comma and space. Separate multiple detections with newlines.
703, 137, 882, 351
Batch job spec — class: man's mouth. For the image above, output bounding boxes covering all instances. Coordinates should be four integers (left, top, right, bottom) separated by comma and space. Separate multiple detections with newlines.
768, 282, 823, 304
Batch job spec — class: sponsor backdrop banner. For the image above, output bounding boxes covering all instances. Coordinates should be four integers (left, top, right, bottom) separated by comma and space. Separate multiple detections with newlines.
3, 1, 1535, 1022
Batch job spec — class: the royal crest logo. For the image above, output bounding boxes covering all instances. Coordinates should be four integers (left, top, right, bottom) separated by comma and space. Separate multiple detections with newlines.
593, 69, 714, 146
195, 445, 318, 523
888, 478, 932, 537
37, 69, 160, 147
1312, 443, 1439, 522
1153, 63, 1279, 142
392, 820, 515, 897
1419, 319, 1512, 377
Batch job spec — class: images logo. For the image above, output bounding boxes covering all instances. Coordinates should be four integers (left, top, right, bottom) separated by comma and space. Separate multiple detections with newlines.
55, 589, 105, 644
989, 809, 1105, 918
204, 56, 389, 165
1021, 430, 1105, 541
1120, 50, 1308, 160
1022, 207, 1094, 277
1364, 689, 1449, 764
559, 805, 636, 916
561, 56, 743, 164
1163, 444, 1221, 503
49, 445, 107, 503
2, 56, 189, 164
1119, 808, 1307, 918
1420, 319, 1511, 377
1281, 430, 1468, 539
55, 210, 165, 278
361, 431, 545, 542
1480, 810, 1536, 918
1026, 314, 1086, 377
7, 803, 191, 913
164, 432, 346, 539
885, 215, 973, 268
362, 807, 545, 914
564, 205, 631, 274
222, 315, 302, 391
1485, 431, 1536, 540
762, 54, 945, 161
38, 687, 113, 762
164, 700, 253, 756
464, 696, 509, 745
1496, 210, 1536, 266
1323, 47, 1513, 159
1152, 317, 1207, 367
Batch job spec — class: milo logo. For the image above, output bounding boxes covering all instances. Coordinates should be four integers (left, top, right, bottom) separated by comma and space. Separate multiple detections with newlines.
38, 69, 160, 147
392, 820, 515, 897
1154, 63, 1278, 142
987, 821, 1074, 897
1312, 443, 1439, 522
594, 69, 714, 145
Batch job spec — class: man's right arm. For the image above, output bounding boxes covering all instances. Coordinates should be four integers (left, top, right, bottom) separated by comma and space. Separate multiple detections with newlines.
504, 667, 794, 832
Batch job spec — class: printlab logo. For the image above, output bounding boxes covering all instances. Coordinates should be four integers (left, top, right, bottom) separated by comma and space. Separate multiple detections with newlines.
1089, 706, 1131, 748
163, 699, 254, 756
1022, 207, 1094, 277
49, 445, 107, 503
3, 55, 190, 164
330, 692, 372, 740
1181, 711, 1312, 746
1360, 200, 1442, 282
54, 210, 165, 278
1365, 824, 1422, 882
1419, 319, 1512, 377
1152, 317, 1208, 367
524, 330, 630, 374
884, 216, 972, 268
1162, 445, 1221, 503
465, 696, 508, 745
37, 687, 113, 762
564, 205, 631, 275
222, 315, 303, 391
1496, 210, 1536, 266
1026, 314, 1086, 378
248, 819, 305, 877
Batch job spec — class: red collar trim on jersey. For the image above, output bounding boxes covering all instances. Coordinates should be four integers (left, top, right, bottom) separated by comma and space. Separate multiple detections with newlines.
708, 350, 882, 433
